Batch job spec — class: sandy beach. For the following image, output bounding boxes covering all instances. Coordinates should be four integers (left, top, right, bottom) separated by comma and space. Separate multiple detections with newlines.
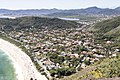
0, 39, 47, 80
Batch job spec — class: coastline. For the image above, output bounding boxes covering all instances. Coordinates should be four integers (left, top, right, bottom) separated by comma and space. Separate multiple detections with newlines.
0, 38, 47, 80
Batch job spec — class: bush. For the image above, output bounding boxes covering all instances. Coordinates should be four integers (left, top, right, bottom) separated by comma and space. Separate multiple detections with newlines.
50, 67, 76, 77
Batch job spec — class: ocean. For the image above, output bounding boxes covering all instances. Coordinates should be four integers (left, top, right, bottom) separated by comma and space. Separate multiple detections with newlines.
0, 49, 17, 80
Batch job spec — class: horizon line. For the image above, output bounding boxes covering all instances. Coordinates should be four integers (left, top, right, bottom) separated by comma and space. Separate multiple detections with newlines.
0, 6, 119, 10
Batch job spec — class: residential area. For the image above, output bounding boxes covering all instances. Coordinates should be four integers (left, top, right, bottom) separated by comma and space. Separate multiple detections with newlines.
8, 27, 120, 79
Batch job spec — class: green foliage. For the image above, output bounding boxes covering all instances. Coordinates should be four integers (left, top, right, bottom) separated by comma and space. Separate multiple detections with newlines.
95, 58, 120, 78
0, 16, 81, 32
71, 58, 80, 67
88, 70, 103, 79
86, 17, 120, 78
105, 25, 120, 40
84, 60, 91, 65
89, 16, 120, 42
48, 53, 65, 64
50, 67, 76, 77
0, 33, 41, 71
50, 70, 58, 77
90, 16, 120, 33
89, 16, 120, 49
34, 62, 42, 70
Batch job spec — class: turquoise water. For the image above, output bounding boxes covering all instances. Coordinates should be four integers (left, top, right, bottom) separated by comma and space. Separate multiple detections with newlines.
0, 49, 17, 80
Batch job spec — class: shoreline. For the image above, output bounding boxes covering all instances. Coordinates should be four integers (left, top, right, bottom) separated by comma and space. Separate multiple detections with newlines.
0, 39, 47, 80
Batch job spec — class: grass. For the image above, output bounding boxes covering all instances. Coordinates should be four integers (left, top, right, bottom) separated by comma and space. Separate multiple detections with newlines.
88, 16, 120, 33
60, 53, 120, 80
105, 25, 120, 36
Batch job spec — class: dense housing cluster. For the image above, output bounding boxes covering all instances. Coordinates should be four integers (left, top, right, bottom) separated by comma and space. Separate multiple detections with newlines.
8, 27, 119, 79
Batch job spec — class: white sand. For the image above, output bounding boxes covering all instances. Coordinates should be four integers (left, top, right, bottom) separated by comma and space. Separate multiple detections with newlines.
0, 39, 47, 80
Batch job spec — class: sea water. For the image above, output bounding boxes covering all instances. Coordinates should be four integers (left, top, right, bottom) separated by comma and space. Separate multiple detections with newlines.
0, 49, 17, 80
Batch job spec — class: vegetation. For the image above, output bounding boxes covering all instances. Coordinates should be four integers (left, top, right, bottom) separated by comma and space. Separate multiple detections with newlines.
0, 16, 81, 32
88, 16, 120, 49
95, 57, 120, 78
87, 16, 120, 79
50, 67, 76, 78
47, 53, 65, 64
89, 16, 120, 33
60, 54, 120, 80
0, 32, 42, 72
0, 16, 120, 80
60, 16, 120, 80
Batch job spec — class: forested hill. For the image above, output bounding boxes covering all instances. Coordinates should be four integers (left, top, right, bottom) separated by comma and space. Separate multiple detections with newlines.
0, 17, 81, 31
89, 16, 120, 33
88, 16, 120, 40
62, 16, 120, 80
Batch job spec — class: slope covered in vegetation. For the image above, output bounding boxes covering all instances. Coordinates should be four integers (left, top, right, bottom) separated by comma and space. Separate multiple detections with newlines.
88, 16, 120, 45
89, 16, 120, 33
61, 54, 120, 80
0, 16, 81, 32
61, 17, 120, 80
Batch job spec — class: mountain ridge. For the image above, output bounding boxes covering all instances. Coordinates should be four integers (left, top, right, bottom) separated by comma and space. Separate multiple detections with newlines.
0, 6, 120, 17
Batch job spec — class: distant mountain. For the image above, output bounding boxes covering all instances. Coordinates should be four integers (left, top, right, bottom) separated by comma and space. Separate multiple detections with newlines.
84, 6, 102, 13
115, 7, 120, 11
0, 6, 120, 17
0, 9, 62, 16
47, 7, 120, 17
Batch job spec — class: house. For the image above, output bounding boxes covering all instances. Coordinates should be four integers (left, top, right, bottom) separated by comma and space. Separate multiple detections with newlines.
92, 48, 98, 53
106, 41, 112, 44
115, 49, 120, 52
81, 63, 86, 69
112, 54, 117, 57
68, 54, 79, 58
42, 59, 56, 70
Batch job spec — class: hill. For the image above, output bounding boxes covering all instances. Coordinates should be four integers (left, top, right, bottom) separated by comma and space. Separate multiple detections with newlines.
88, 16, 120, 39
0, 16, 81, 32
61, 55, 120, 80
88, 16, 120, 48
61, 16, 120, 80
105, 25, 120, 39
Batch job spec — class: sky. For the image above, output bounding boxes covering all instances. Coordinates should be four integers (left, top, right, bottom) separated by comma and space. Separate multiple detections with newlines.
0, 0, 120, 10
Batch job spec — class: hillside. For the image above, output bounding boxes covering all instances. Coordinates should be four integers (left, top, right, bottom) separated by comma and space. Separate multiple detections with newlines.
88, 16, 120, 49
61, 55, 120, 80
88, 16, 120, 41
61, 16, 120, 80
89, 16, 120, 32
105, 25, 120, 39
0, 17, 81, 32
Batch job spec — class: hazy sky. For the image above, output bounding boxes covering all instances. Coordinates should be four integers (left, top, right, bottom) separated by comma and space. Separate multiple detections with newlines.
0, 0, 120, 10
